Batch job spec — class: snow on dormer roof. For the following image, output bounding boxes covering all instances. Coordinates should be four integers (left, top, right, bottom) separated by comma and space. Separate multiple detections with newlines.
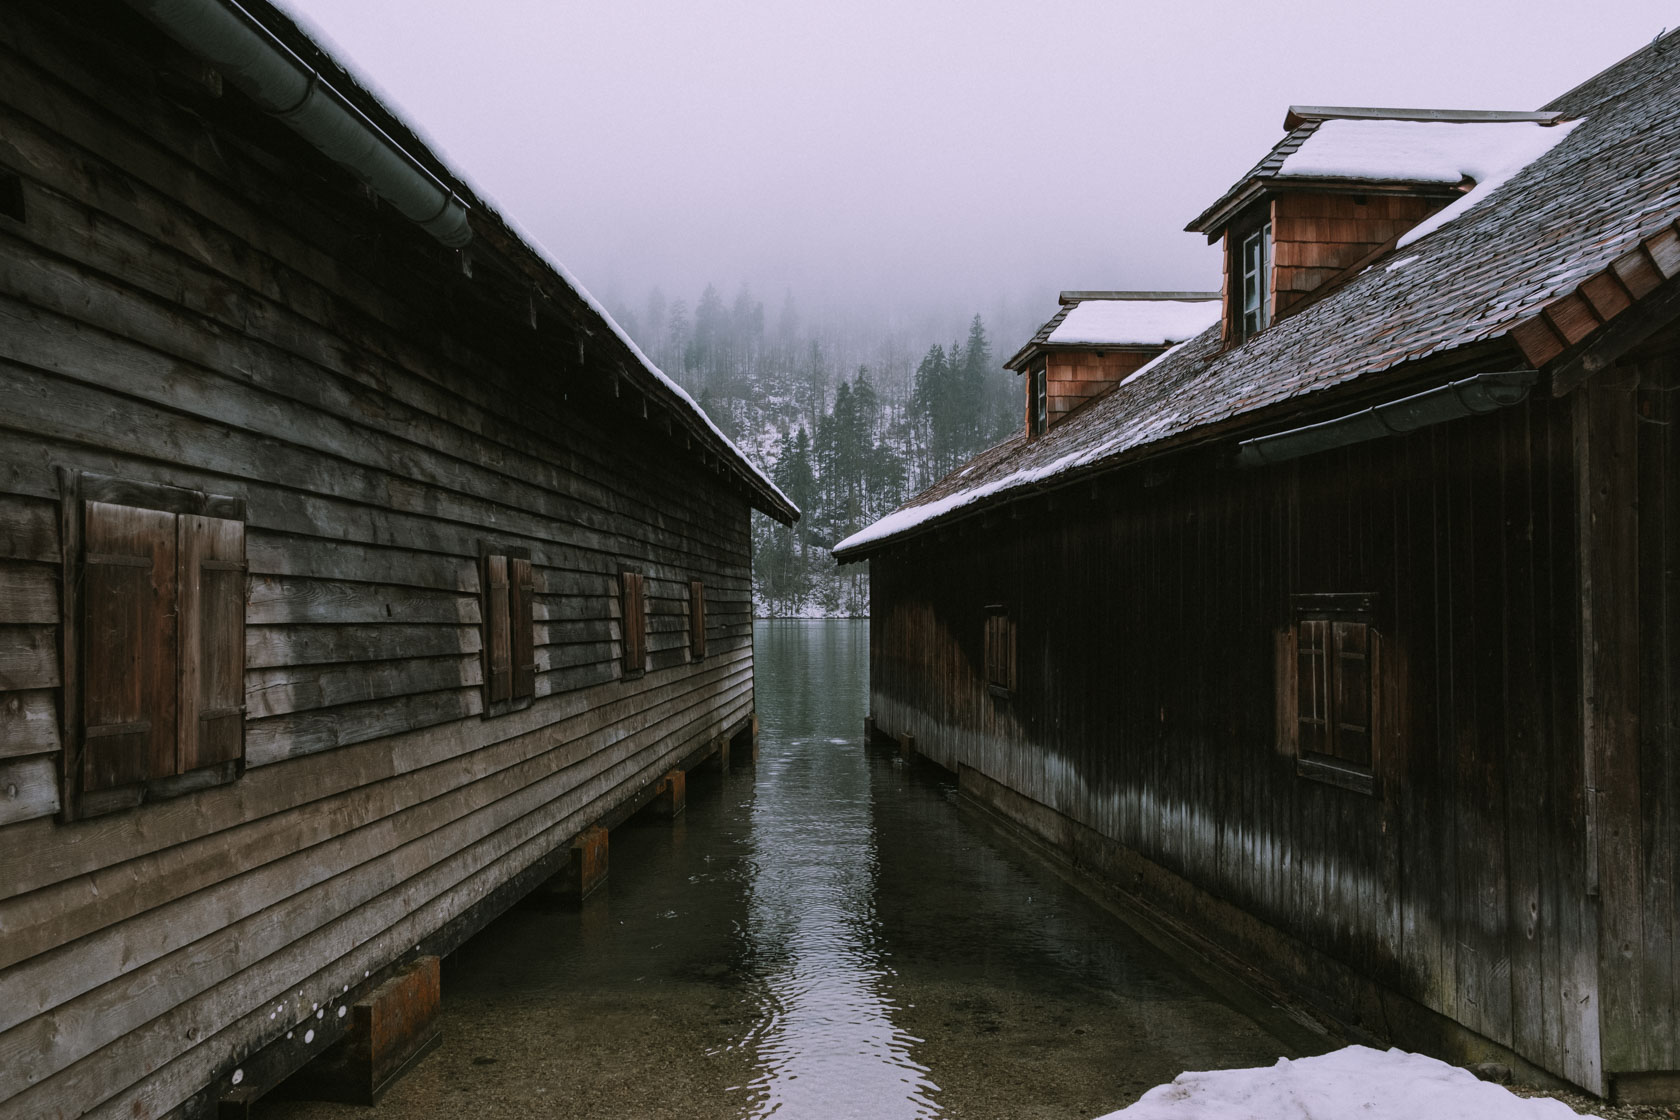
1046, 298, 1221, 348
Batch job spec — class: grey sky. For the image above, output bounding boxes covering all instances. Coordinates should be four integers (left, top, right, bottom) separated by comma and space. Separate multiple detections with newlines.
286, 0, 1673, 322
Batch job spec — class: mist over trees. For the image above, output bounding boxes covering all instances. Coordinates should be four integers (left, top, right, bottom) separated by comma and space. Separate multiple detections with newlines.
606, 283, 1027, 615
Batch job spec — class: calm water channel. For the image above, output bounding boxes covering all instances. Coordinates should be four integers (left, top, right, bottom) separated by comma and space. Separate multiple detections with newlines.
260, 619, 1311, 1120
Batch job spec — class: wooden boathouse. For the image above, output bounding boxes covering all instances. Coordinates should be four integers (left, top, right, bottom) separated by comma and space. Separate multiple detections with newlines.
0, 0, 796, 1116
837, 34, 1680, 1104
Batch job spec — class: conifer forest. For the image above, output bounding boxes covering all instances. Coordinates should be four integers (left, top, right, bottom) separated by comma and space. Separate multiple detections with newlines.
605, 284, 1029, 615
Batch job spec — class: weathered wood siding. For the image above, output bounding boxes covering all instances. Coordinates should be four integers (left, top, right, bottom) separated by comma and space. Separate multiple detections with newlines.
1270, 192, 1448, 316
0, 4, 758, 1118
1596, 341, 1680, 1081
870, 389, 1608, 1090
1044, 350, 1156, 428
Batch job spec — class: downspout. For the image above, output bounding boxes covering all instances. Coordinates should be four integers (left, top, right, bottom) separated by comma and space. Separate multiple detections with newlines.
126, 0, 472, 248
1234, 369, 1537, 467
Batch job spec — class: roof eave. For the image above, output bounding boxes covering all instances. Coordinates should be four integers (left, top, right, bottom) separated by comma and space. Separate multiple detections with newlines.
1188, 177, 1466, 238
833, 336, 1523, 563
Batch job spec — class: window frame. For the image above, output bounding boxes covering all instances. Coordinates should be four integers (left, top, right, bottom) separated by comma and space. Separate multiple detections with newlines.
58, 469, 248, 822
479, 541, 535, 718
1031, 365, 1048, 436
1284, 592, 1379, 795
983, 603, 1017, 699
1239, 221, 1273, 340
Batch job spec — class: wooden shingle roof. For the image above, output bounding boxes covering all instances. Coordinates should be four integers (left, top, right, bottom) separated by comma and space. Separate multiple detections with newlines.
835, 30, 1680, 561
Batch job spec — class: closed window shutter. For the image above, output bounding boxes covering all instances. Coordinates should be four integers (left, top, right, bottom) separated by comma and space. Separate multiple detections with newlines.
510, 557, 535, 700
82, 502, 177, 792
1005, 617, 1016, 691
1331, 620, 1372, 766
690, 580, 706, 659
622, 571, 644, 673
483, 554, 512, 703
1295, 617, 1329, 757
177, 515, 246, 772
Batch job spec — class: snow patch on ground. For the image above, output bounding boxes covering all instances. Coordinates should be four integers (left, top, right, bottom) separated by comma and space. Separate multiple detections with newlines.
1047, 300, 1220, 347
1094, 1046, 1599, 1120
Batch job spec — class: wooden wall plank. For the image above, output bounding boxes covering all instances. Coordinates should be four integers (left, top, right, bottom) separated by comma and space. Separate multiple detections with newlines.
0, 689, 60, 758
0, 752, 59, 825
0, 625, 58, 690
0, 561, 56, 625
0, 495, 57, 563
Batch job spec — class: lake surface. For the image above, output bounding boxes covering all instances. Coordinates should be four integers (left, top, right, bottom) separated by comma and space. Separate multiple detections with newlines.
260, 619, 1308, 1120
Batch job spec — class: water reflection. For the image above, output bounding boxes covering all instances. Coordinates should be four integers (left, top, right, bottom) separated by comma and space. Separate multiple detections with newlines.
733, 737, 939, 1117
257, 619, 1302, 1120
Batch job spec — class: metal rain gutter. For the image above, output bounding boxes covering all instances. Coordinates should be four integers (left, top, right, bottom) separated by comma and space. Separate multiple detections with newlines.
127, 0, 472, 248
1235, 369, 1538, 467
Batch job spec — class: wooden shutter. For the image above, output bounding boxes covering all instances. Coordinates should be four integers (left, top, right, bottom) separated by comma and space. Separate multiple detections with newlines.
1295, 617, 1329, 757
483, 554, 511, 703
178, 514, 246, 772
985, 612, 1016, 692
1004, 617, 1016, 691
1331, 620, 1372, 766
622, 571, 644, 673
689, 580, 706, 659
82, 502, 177, 791
510, 557, 535, 700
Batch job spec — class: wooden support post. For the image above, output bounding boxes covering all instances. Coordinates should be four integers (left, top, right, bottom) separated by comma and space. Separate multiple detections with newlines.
570, 825, 608, 900
750, 710, 760, 763
899, 733, 916, 761
651, 770, 686, 818
276, 956, 442, 1106
696, 735, 730, 774
864, 715, 877, 744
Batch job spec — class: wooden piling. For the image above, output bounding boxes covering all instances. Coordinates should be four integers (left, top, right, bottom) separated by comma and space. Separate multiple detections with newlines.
272, 956, 442, 1106
651, 770, 686, 818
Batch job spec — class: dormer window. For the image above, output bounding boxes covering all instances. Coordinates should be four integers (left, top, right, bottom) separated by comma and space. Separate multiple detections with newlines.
1006, 292, 1219, 436
1188, 106, 1566, 344
1239, 222, 1272, 339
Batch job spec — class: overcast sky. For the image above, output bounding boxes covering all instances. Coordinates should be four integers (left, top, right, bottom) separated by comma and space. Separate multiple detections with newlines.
284, 1, 1672, 323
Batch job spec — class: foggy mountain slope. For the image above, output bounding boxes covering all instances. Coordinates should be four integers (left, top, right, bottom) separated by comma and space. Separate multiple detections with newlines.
605, 283, 1031, 617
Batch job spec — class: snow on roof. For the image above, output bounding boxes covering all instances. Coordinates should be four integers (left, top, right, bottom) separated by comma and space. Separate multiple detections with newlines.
260, 1, 796, 519
1095, 1046, 1595, 1120
1279, 118, 1563, 182
1046, 300, 1221, 348
1278, 118, 1582, 250
834, 27, 1680, 563
830, 341, 1192, 555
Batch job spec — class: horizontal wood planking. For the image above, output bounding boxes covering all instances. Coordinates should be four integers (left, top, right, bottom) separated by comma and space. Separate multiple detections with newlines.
0, 498, 57, 563
0, 79, 748, 562
8, 681, 751, 1114
0, 690, 60, 758
0, 664, 750, 1082
0, 626, 58, 691
68, 680, 744, 1120
0, 650, 752, 970
0, 6, 763, 1118
0, 753, 58, 826
0, 562, 56, 625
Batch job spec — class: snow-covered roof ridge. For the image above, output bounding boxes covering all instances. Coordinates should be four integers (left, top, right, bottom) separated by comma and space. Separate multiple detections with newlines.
1047, 299, 1221, 348
835, 30, 1680, 563
255, 0, 796, 522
